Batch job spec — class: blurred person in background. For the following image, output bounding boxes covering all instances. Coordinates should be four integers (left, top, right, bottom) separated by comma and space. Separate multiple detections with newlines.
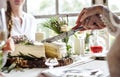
6, 0, 37, 41
3, 0, 38, 51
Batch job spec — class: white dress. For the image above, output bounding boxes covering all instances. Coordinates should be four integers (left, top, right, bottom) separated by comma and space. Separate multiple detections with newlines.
11, 12, 37, 41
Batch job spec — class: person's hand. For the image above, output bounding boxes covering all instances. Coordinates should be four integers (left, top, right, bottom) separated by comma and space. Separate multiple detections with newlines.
73, 14, 105, 31
74, 5, 106, 31
2, 38, 15, 53
77, 5, 104, 23
81, 14, 105, 30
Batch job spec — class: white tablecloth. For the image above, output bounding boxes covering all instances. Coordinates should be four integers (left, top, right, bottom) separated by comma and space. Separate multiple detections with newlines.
3, 57, 109, 77
42, 60, 110, 77
4, 68, 47, 77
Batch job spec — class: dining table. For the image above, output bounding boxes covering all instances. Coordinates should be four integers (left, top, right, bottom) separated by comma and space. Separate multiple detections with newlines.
3, 54, 110, 77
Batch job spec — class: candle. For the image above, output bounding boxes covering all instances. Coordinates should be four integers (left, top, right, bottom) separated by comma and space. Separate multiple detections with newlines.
35, 32, 45, 41
74, 37, 85, 56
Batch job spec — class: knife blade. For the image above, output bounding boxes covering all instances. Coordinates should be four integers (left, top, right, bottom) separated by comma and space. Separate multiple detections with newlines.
41, 26, 83, 43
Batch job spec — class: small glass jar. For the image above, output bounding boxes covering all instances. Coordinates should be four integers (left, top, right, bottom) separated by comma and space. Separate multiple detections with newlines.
89, 30, 105, 53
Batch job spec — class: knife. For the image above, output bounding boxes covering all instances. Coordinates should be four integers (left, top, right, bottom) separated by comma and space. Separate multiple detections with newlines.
41, 26, 83, 43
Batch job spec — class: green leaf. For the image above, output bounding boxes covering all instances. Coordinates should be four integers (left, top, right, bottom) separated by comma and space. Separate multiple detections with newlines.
7, 62, 16, 73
